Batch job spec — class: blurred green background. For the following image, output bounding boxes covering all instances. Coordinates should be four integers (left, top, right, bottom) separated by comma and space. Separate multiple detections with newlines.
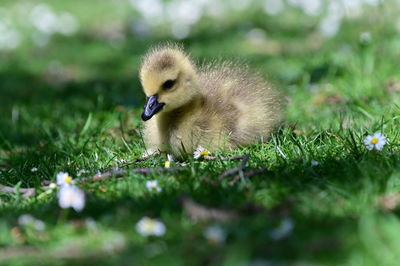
1, 0, 400, 265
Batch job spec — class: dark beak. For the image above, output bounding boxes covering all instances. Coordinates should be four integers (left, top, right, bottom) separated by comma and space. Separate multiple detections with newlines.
141, 94, 165, 121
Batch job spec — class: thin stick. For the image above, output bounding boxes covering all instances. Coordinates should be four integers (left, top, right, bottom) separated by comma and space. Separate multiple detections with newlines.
325, 131, 352, 152
117, 152, 157, 168
0, 184, 46, 199
204, 155, 246, 161
78, 167, 186, 183
228, 167, 268, 185
201, 177, 218, 187
180, 196, 237, 222
0, 184, 37, 194
0, 153, 252, 198
325, 131, 345, 144
0, 166, 185, 198
218, 154, 250, 180
0, 240, 125, 261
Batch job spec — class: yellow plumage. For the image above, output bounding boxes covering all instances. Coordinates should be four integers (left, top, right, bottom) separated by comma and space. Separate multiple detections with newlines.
139, 44, 284, 157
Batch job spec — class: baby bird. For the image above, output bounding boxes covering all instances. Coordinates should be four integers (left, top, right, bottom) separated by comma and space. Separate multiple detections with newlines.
139, 44, 284, 157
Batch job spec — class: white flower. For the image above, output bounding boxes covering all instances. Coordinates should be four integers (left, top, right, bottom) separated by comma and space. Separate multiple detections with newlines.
18, 214, 34, 226
311, 160, 321, 166
319, 15, 341, 37
102, 232, 126, 253
164, 154, 174, 168
263, 0, 284, 15
193, 146, 209, 159
360, 32, 372, 44
58, 185, 85, 212
136, 217, 166, 237
270, 218, 295, 241
364, 132, 387, 151
18, 214, 46, 231
31, 167, 38, 172
56, 171, 74, 186
33, 220, 45, 231
203, 225, 226, 245
76, 169, 89, 177
146, 180, 162, 192
0, 22, 21, 51
57, 12, 79, 36
29, 4, 58, 35
85, 217, 98, 231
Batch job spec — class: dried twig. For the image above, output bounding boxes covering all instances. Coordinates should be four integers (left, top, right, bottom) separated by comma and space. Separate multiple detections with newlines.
228, 167, 268, 185
0, 166, 185, 198
204, 154, 247, 161
180, 196, 236, 222
0, 184, 45, 199
0, 246, 40, 261
0, 234, 126, 261
325, 131, 346, 145
201, 154, 265, 186
117, 152, 158, 168
79, 167, 186, 183
0, 153, 254, 199
218, 154, 250, 180
201, 177, 218, 187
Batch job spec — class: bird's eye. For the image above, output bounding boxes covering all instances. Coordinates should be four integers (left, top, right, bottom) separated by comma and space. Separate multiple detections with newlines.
162, 79, 176, 90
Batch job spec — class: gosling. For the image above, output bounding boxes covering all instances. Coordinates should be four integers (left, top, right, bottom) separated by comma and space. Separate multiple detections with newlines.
139, 44, 284, 157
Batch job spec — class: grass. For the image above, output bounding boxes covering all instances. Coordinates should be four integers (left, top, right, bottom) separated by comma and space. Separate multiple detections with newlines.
1, 2, 400, 265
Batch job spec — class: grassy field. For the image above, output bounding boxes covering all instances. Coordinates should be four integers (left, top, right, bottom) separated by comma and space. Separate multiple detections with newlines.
1, 1, 400, 265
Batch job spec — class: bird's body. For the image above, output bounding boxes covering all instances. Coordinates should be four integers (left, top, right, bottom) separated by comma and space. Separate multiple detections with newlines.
139, 44, 284, 157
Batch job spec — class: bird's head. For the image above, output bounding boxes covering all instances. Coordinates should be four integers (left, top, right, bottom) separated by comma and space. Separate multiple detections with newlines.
139, 45, 199, 121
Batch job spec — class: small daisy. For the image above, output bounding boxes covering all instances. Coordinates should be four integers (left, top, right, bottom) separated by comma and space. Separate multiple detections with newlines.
164, 154, 173, 168
18, 214, 45, 231
31, 167, 38, 172
270, 218, 294, 241
311, 160, 321, 166
33, 220, 45, 231
359, 32, 372, 44
203, 225, 226, 245
364, 132, 387, 151
193, 146, 210, 159
136, 217, 166, 237
18, 214, 34, 226
146, 180, 162, 192
85, 217, 98, 230
58, 185, 85, 212
76, 169, 89, 177
56, 172, 74, 186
